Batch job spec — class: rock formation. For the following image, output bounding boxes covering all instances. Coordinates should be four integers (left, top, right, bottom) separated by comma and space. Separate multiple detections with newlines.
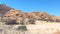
4, 9, 60, 22
0, 4, 60, 24
0, 4, 13, 15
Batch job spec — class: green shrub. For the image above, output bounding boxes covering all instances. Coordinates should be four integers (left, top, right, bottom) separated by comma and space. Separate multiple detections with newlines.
17, 26, 27, 31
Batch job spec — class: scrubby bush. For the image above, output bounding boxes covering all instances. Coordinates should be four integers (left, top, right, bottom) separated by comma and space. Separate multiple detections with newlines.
20, 18, 25, 25
5, 20, 19, 25
56, 19, 60, 22
20, 18, 29, 25
28, 18, 35, 24
17, 26, 27, 31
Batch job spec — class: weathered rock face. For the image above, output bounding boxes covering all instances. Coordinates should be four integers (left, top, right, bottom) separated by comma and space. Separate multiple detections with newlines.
4, 10, 22, 17
0, 4, 13, 15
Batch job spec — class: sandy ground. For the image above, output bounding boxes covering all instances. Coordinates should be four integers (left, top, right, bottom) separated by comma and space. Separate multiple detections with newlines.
0, 22, 60, 34
0, 23, 60, 34
26, 23, 60, 34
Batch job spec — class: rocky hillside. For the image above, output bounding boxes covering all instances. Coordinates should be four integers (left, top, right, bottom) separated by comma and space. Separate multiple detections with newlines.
0, 4, 60, 23
4, 9, 60, 22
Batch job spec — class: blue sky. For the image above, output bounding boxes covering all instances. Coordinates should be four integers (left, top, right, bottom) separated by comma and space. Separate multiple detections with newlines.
0, 0, 60, 16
